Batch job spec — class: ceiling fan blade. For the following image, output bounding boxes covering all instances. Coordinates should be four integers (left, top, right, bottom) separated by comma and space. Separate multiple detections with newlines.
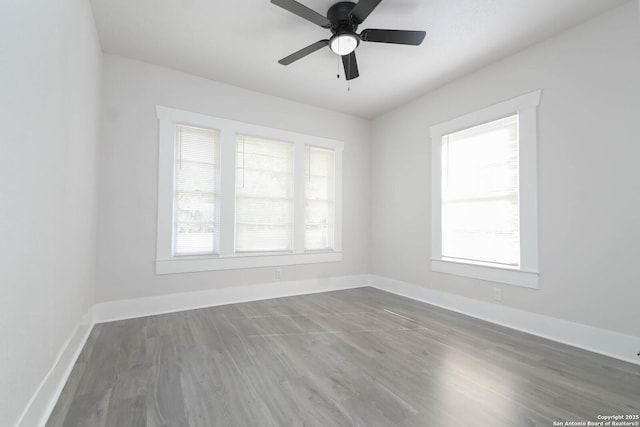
278, 40, 329, 65
349, 0, 383, 24
271, 0, 331, 28
360, 29, 426, 45
342, 52, 359, 80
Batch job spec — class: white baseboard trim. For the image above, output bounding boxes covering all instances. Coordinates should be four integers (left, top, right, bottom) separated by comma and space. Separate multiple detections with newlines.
16, 309, 95, 427
93, 274, 369, 323
17, 274, 368, 427
369, 274, 640, 366
19, 273, 637, 427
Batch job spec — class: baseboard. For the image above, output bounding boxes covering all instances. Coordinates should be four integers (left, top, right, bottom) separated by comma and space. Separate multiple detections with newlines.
21, 273, 636, 427
369, 274, 640, 366
16, 274, 367, 427
93, 274, 369, 323
16, 309, 95, 427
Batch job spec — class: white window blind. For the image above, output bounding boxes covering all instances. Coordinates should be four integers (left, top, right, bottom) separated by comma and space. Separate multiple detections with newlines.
235, 135, 294, 252
305, 146, 335, 250
441, 114, 520, 266
173, 124, 219, 255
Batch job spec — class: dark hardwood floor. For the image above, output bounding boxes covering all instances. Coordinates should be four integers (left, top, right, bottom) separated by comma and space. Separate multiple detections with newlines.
46, 287, 640, 426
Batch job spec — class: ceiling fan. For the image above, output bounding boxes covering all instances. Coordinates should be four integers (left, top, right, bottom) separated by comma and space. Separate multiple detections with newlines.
271, 0, 426, 80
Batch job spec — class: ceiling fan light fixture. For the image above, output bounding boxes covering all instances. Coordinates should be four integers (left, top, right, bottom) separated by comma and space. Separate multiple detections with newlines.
329, 33, 359, 56
272, 0, 427, 80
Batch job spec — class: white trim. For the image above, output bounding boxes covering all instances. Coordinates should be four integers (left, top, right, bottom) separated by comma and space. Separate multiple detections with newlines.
430, 90, 542, 288
429, 90, 542, 137
156, 119, 176, 261
293, 143, 306, 253
156, 251, 342, 274
93, 274, 368, 323
431, 259, 539, 288
369, 274, 640, 366
219, 128, 236, 256
16, 309, 95, 427
518, 104, 540, 272
333, 147, 343, 251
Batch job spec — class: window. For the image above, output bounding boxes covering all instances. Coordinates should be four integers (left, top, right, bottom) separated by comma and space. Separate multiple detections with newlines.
305, 147, 335, 250
155, 106, 343, 274
235, 135, 294, 252
430, 90, 541, 288
442, 115, 519, 266
173, 125, 219, 256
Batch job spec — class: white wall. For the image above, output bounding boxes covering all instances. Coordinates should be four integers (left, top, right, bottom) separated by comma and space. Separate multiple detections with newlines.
97, 55, 370, 302
1, 3, 636, 424
371, 1, 640, 338
0, 0, 102, 425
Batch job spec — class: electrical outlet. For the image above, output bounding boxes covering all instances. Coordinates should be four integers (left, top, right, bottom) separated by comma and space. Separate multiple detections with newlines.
493, 288, 502, 302
276, 268, 282, 280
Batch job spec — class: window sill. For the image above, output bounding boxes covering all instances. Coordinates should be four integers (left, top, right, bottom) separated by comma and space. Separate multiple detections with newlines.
156, 251, 342, 275
431, 258, 539, 289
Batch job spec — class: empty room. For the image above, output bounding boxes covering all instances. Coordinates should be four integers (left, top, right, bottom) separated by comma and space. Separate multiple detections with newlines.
2, 0, 640, 426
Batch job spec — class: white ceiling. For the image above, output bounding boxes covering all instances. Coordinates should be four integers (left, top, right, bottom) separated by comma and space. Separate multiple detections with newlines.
90, 0, 628, 118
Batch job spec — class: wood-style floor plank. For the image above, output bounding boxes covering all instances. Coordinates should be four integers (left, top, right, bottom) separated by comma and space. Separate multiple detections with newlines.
46, 287, 640, 427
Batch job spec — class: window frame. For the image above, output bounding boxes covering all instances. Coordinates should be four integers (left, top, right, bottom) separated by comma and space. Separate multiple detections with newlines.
156, 106, 343, 275
430, 90, 541, 288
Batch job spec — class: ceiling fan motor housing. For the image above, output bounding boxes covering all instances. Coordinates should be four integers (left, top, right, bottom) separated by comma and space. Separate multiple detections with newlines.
327, 1, 359, 34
